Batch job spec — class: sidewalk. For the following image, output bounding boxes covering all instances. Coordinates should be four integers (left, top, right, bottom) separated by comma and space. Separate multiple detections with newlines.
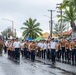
36, 58, 76, 74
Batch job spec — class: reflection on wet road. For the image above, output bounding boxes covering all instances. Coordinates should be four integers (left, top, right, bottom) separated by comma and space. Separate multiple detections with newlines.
0, 54, 74, 75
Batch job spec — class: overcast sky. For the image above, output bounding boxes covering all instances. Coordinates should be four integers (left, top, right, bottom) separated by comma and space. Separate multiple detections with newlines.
0, 0, 63, 37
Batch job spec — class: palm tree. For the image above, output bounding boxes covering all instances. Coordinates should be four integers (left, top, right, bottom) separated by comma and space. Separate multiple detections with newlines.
53, 23, 67, 36
61, 0, 76, 10
21, 18, 43, 39
58, 5, 76, 28
58, 5, 76, 38
59, 0, 76, 38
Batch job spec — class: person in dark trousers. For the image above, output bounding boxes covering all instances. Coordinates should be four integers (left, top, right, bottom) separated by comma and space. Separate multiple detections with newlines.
7, 41, 11, 58
13, 38, 20, 63
40, 41, 44, 59
30, 41, 37, 62
37, 41, 41, 58
20, 40, 24, 58
56, 41, 61, 61
74, 40, 76, 65
65, 40, 70, 63
50, 38, 57, 65
43, 41, 47, 60
4, 40, 8, 54
70, 39, 75, 65
24, 40, 28, 59
47, 41, 51, 60
61, 38, 66, 62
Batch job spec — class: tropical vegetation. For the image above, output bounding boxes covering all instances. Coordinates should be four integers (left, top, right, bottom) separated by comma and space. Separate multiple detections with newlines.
53, 23, 67, 35
57, 0, 76, 38
1, 27, 13, 38
62, 0, 76, 10
21, 18, 43, 39
58, 5, 76, 27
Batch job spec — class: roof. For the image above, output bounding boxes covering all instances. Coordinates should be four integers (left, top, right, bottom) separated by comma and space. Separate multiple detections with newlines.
63, 29, 72, 36
41, 32, 50, 38
55, 29, 72, 36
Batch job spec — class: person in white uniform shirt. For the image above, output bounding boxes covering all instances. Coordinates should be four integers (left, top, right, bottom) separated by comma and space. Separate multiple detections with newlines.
4, 40, 8, 54
13, 38, 21, 61
50, 38, 57, 64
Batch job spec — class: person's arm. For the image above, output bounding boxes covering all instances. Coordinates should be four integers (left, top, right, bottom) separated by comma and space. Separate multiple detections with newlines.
13, 42, 15, 49
28, 44, 31, 51
20, 43, 22, 50
56, 43, 58, 51
60, 44, 62, 50
69, 43, 72, 51
65, 43, 66, 50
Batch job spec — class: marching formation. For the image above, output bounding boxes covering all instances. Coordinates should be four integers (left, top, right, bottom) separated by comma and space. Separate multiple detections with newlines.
0, 37, 76, 65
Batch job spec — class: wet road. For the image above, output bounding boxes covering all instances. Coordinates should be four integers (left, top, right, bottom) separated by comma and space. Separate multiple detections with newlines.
0, 54, 74, 75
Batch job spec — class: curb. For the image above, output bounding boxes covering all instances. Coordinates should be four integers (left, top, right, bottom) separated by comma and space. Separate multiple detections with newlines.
36, 59, 76, 75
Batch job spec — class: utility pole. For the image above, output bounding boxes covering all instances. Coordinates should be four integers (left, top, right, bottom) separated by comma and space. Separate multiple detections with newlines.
56, 3, 63, 38
48, 10, 55, 38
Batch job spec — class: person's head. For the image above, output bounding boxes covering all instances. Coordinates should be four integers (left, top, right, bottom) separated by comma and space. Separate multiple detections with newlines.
32, 41, 35, 44
29, 41, 31, 43
45, 40, 47, 43
26, 40, 28, 43
72, 38, 75, 42
51, 38, 54, 42
62, 38, 65, 41
42, 40, 44, 43
46, 40, 49, 43
13, 38, 16, 42
16, 38, 18, 41
21, 40, 24, 43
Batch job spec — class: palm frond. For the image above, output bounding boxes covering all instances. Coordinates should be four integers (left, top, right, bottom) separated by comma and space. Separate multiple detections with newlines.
21, 18, 42, 39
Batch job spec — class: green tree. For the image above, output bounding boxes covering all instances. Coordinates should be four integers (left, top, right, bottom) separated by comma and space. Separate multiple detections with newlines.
1, 27, 13, 38
58, 5, 76, 28
61, 0, 76, 10
21, 18, 43, 39
53, 23, 67, 36
59, 0, 76, 38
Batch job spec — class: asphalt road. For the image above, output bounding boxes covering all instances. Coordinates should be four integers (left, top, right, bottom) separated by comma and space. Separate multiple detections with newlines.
0, 54, 75, 75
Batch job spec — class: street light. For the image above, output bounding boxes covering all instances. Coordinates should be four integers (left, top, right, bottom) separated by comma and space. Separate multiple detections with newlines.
1, 19, 14, 38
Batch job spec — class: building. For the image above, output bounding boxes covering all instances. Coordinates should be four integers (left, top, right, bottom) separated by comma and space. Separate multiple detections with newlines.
41, 32, 58, 40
